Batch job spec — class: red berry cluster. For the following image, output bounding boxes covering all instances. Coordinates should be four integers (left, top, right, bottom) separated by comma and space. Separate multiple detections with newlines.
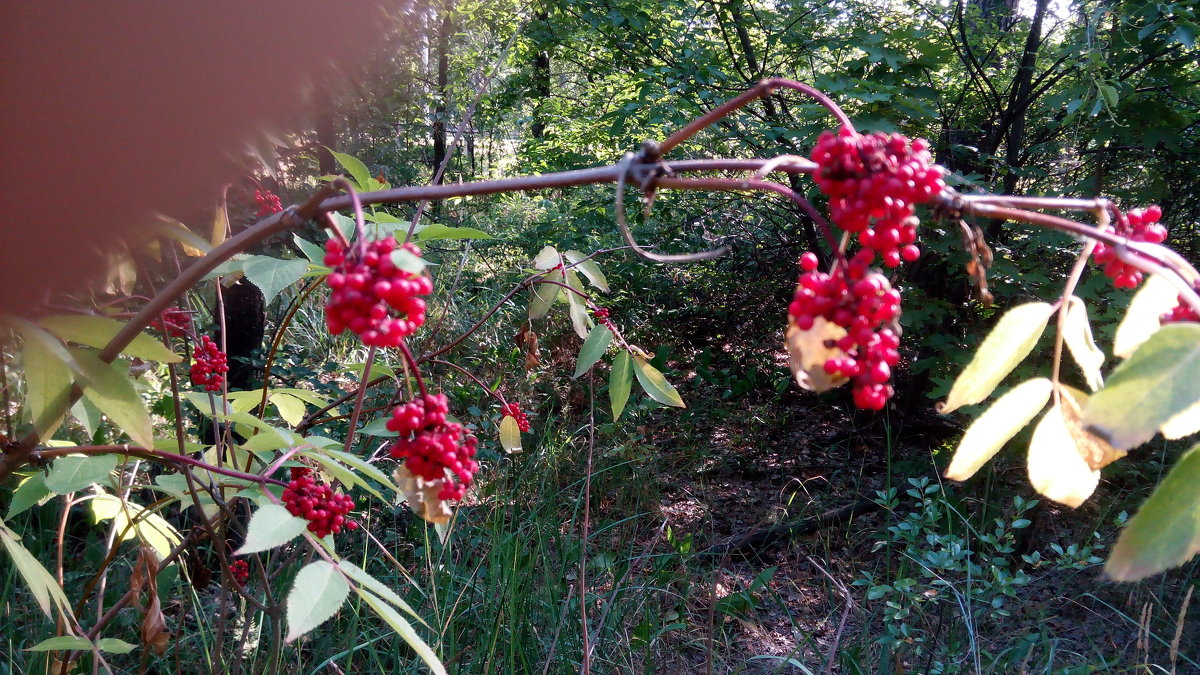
324, 236, 433, 347
190, 336, 229, 391
228, 559, 249, 586
1162, 293, 1199, 324
501, 402, 530, 432
151, 307, 191, 338
811, 128, 945, 267
386, 393, 480, 501
282, 473, 358, 538
790, 251, 903, 410
592, 307, 614, 329
254, 189, 283, 217
1093, 206, 1166, 288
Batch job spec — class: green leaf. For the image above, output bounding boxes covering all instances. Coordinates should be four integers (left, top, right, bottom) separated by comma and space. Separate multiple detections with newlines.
304, 451, 385, 501
0, 520, 74, 622
39, 314, 181, 363
27, 636, 136, 654
1062, 297, 1104, 392
71, 397, 102, 438
1113, 273, 1177, 358
8, 473, 53, 518
236, 503, 309, 555
532, 245, 560, 270
285, 560, 350, 642
499, 414, 522, 453
945, 378, 1053, 481
155, 217, 212, 257
45, 455, 118, 494
390, 248, 427, 275
1106, 444, 1200, 581
415, 224, 492, 242
1098, 84, 1118, 109
565, 271, 591, 339
563, 250, 610, 292
1027, 402, 1099, 508
610, 351, 633, 420
72, 350, 154, 449
574, 325, 612, 378
294, 235, 327, 264
270, 392, 307, 427
273, 388, 330, 407
89, 493, 182, 560
1084, 324, 1200, 450
22, 330, 74, 441
327, 149, 372, 191
939, 302, 1055, 413
337, 561, 427, 626
354, 588, 447, 675
633, 356, 685, 408
242, 256, 309, 305
528, 274, 562, 320
358, 418, 399, 437
314, 447, 400, 495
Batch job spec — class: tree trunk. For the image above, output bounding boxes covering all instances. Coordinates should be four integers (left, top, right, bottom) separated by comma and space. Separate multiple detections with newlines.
431, 11, 450, 183
530, 7, 551, 139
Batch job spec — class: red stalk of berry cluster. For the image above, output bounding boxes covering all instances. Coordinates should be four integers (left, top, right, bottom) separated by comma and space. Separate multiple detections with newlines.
386, 393, 479, 501
190, 335, 228, 391
324, 236, 433, 347
281, 467, 358, 538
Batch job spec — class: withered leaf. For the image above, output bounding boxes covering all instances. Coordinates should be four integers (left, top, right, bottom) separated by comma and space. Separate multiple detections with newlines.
785, 316, 849, 393
393, 466, 454, 525
1059, 385, 1125, 470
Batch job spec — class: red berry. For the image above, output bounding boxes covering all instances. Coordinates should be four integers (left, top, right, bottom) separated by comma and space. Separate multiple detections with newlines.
1162, 293, 1200, 324
190, 335, 228, 391
1092, 205, 1166, 289
281, 474, 356, 539
151, 307, 191, 338
254, 189, 283, 217
501, 402, 531, 432
800, 252, 819, 272
228, 560, 250, 586
386, 393, 479, 502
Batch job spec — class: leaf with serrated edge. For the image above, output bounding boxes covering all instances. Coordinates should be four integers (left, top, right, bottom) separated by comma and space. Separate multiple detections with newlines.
328, 148, 372, 191
0, 521, 74, 622
1105, 443, 1200, 581
8, 473, 53, 518
236, 504, 309, 555
499, 415, 522, 453
355, 588, 447, 674
633, 356, 686, 408
315, 447, 401, 494
785, 316, 849, 393
337, 561, 427, 627
563, 250, 610, 292
40, 314, 181, 364
1058, 385, 1124, 470
285, 560, 350, 642
532, 245, 560, 270
1113, 273, 1177, 359
72, 350, 154, 448
1027, 400, 1099, 508
574, 325, 612, 378
242, 256, 309, 305
610, 350, 633, 420
1063, 297, 1104, 391
270, 393, 306, 427
45, 455, 118, 494
22, 333, 73, 441
1084, 324, 1200, 450
946, 378, 1053, 481
90, 494, 182, 560
940, 302, 1055, 413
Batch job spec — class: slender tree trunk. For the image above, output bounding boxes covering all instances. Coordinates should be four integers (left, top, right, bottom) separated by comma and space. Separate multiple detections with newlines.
431, 11, 450, 184
314, 85, 337, 177
530, 7, 551, 139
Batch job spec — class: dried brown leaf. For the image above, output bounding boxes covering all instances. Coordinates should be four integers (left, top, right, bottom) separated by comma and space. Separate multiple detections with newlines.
393, 466, 454, 525
785, 316, 849, 393
1059, 385, 1125, 470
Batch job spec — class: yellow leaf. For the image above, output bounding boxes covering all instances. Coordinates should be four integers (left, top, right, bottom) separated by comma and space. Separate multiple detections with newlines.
785, 316, 849, 393
1027, 398, 1100, 508
1063, 297, 1105, 391
1058, 385, 1125, 470
940, 302, 1055, 413
499, 415, 522, 454
945, 378, 1052, 481
1113, 273, 1176, 359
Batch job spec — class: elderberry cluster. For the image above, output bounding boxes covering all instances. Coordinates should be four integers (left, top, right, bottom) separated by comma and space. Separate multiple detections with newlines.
811, 128, 945, 267
501, 402, 530, 432
282, 472, 358, 538
151, 307, 191, 338
1162, 293, 1200, 324
386, 393, 480, 501
324, 236, 433, 347
228, 559, 249, 586
790, 251, 903, 410
190, 335, 228, 391
1092, 206, 1167, 289
254, 189, 283, 217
